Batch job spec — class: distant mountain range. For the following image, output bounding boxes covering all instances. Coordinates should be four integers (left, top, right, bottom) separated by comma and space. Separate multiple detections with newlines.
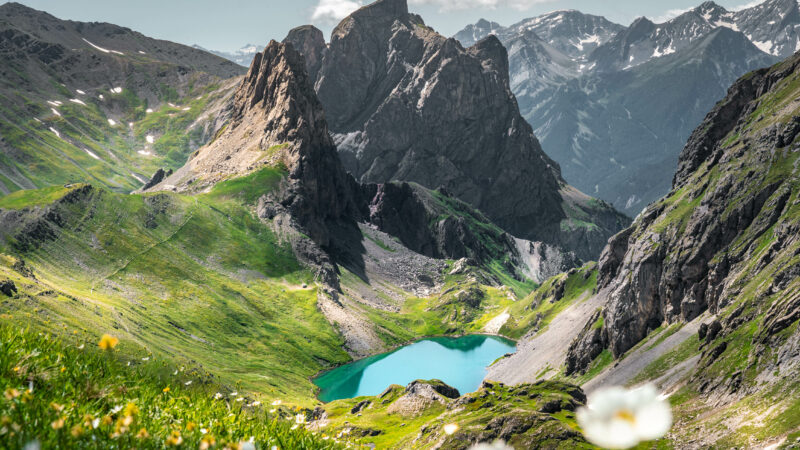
193, 43, 263, 67
456, 0, 795, 213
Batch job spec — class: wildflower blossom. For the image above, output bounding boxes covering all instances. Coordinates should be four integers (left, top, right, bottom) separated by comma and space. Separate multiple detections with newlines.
162, 387, 171, 393
184, 380, 192, 386
136, 428, 149, 439
70, 424, 83, 437
443, 423, 459, 435
3, 388, 21, 400
51, 418, 65, 430
165, 430, 183, 446
98, 334, 119, 350
123, 403, 138, 417
576, 384, 672, 449
214, 392, 223, 400
271, 399, 282, 406
200, 434, 216, 450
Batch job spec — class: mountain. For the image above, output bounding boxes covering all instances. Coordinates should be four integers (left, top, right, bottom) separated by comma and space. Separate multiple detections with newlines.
285, 0, 629, 261
194, 43, 264, 67
455, 0, 791, 214
0, 2, 245, 195
0, 35, 595, 448
487, 49, 800, 447
536, 28, 776, 212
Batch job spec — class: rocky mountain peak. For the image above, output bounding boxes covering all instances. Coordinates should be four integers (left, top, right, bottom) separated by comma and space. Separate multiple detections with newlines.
292, 0, 629, 260
333, 0, 410, 39
627, 16, 657, 37
146, 40, 359, 249
283, 25, 326, 82
467, 34, 509, 76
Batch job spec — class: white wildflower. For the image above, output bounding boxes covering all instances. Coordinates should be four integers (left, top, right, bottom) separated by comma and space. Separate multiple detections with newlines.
443, 423, 459, 435
576, 384, 672, 449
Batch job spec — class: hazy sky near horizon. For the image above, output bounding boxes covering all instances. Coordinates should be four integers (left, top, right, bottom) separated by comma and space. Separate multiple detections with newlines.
4, 0, 763, 52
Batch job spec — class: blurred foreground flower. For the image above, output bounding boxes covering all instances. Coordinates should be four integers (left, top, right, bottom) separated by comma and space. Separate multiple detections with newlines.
576, 384, 672, 449
443, 423, 459, 435
98, 334, 119, 350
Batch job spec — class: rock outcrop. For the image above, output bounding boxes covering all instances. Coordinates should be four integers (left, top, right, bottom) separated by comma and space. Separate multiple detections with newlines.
146, 41, 362, 254
361, 182, 581, 283
286, 0, 628, 260
567, 51, 800, 373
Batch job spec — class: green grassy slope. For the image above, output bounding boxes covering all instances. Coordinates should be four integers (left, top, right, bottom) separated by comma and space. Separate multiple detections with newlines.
0, 173, 352, 405
0, 81, 230, 195
0, 325, 343, 449
318, 380, 590, 449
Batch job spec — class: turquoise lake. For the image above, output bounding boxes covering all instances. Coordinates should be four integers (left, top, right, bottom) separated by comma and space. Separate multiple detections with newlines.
313, 335, 516, 402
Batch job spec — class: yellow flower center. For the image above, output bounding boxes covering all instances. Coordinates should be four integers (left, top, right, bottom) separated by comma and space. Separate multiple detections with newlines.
614, 409, 636, 425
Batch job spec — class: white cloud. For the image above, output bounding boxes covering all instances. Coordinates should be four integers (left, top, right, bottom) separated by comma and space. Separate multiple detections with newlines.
311, 0, 363, 23
731, 0, 764, 11
409, 0, 555, 12
649, 7, 691, 24
310, 0, 556, 18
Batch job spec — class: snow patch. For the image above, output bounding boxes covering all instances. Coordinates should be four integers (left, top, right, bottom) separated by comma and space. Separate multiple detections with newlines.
49, 127, 60, 138
181, 107, 191, 111
69, 98, 87, 106
652, 44, 676, 58
82, 38, 124, 55
750, 37, 775, 54
50, 108, 60, 117
110, 87, 123, 94
76, 89, 86, 95
98, 94, 104, 100
84, 148, 100, 160
145, 108, 153, 113
625, 195, 640, 210
146, 135, 155, 144
137, 150, 152, 156
130, 173, 145, 183
107, 119, 117, 126
574, 34, 600, 51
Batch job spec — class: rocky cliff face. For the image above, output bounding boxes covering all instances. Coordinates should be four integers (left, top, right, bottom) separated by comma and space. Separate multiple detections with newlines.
566, 51, 800, 375
286, 0, 628, 261
145, 38, 562, 289
142, 40, 369, 294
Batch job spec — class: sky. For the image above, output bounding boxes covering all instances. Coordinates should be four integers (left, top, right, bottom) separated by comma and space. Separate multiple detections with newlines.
4, 0, 764, 52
